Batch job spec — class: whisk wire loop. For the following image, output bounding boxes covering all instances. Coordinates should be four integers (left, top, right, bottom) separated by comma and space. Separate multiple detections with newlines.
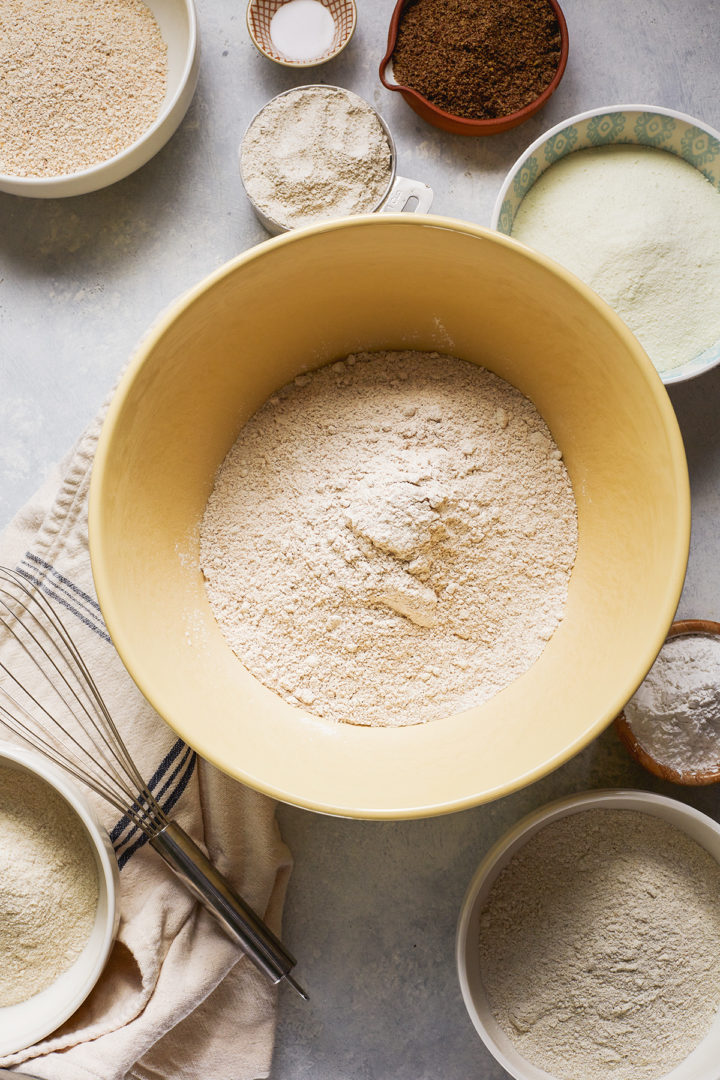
0, 567, 167, 838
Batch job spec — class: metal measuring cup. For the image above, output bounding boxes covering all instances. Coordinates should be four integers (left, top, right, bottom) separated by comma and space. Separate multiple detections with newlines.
239, 84, 433, 235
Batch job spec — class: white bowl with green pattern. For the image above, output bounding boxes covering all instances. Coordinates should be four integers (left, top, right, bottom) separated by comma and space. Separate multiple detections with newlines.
491, 105, 720, 385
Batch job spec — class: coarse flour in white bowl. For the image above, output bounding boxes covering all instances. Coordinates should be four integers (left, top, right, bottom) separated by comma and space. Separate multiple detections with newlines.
0, 742, 119, 1056
457, 789, 720, 1080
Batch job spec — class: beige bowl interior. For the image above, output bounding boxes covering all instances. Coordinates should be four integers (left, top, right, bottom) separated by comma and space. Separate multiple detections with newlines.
89, 216, 689, 818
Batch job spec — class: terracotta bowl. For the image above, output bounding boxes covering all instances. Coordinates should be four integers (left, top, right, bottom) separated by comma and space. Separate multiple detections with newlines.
379, 0, 568, 136
246, 0, 356, 68
615, 619, 720, 786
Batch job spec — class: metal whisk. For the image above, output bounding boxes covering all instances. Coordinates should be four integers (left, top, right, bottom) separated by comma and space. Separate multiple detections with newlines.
0, 566, 306, 999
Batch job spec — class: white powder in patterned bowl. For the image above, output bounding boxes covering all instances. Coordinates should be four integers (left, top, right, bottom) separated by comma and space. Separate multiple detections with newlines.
511, 144, 720, 376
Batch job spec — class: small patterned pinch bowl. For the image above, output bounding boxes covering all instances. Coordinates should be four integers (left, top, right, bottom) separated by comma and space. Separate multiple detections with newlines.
491, 104, 720, 384
379, 0, 569, 136
615, 619, 720, 787
246, 0, 356, 68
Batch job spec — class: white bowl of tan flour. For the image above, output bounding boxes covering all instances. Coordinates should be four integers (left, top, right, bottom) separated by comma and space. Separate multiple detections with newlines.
0, 742, 119, 1056
458, 790, 720, 1080
0, 0, 199, 197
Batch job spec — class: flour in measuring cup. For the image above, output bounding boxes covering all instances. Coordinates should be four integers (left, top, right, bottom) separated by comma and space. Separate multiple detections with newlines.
240, 86, 393, 229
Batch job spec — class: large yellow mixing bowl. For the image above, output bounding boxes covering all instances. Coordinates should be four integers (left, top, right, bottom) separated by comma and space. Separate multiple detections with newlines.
89, 216, 689, 818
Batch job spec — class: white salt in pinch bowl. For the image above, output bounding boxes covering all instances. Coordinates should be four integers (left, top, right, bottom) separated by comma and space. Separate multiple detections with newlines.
0, 0, 199, 198
492, 104, 720, 385
0, 741, 119, 1057
615, 618, 720, 785
457, 789, 720, 1080
246, 0, 357, 68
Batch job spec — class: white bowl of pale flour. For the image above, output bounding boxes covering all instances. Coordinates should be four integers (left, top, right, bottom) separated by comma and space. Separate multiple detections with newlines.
457, 789, 720, 1080
0, 742, 119, 1056
0, 0, 199, 198
492, 105, 720, 384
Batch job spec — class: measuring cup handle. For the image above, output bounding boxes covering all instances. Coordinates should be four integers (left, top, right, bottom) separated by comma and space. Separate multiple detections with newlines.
382, 175, 434, 215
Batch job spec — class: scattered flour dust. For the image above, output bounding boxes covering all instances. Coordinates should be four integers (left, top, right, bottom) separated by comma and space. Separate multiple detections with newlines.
199, 351, 578, 727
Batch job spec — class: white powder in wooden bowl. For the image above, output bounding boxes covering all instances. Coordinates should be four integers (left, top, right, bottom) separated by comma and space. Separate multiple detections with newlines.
624, 633, 720, 777
0, 0, 167, 178
0, 762, 99, 1007
200, 351, 577, 727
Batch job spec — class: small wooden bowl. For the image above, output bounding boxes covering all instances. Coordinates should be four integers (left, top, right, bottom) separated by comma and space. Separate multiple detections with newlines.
379, 0, 569, 136
615, 619, 720, 786
246, 0, 356, 68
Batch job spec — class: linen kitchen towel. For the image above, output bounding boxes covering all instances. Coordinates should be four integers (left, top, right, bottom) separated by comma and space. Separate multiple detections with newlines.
0, 413, 293, 1080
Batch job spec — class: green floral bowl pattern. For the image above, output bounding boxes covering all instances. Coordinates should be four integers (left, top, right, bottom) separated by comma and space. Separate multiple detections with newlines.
491, 105, 720, 385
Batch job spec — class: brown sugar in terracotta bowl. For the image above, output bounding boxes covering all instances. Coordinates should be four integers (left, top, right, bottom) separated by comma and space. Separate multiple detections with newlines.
379, 0, 569, 136
615, 620, 720, 786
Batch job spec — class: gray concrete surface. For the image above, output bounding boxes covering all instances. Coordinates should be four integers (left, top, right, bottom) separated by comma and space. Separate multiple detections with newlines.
1, 1, 719, 1077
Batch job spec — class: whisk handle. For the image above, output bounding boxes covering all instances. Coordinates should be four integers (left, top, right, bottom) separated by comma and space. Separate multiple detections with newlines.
150, 821, 306, 997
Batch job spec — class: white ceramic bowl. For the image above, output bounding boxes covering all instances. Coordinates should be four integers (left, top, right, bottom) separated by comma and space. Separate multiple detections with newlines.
0, 742, 119, 1056
0, 0, 199, 198
457, 789, 720, 1080
491, 105, 720, 385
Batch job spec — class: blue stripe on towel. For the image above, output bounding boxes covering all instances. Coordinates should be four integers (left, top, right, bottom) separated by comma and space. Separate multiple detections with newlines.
20, 553, 107, 635
111, 739, 192, 847
23, 552, 103, 611
16, 564, 113, 644
117, 751, 197, 870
